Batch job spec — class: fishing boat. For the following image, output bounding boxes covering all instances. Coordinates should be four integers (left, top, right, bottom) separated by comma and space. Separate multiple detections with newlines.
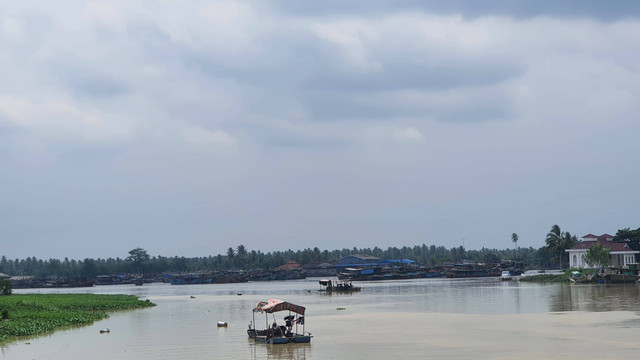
247, 299, 312, 344
318, 279, 361, 292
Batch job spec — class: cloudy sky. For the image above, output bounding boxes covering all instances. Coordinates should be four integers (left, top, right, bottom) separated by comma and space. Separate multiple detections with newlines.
2, 1, 640, 260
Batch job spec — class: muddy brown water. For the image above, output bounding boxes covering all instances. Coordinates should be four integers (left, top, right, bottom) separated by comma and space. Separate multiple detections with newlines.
2, 278, 640, 359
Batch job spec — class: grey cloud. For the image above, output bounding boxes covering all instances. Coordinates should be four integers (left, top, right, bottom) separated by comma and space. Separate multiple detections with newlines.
266, 135, 350, 150
298, 90, 510, 123
127, 22, 172, 49
3, 1, 640, 259
302, 61, 524, 92
434, 106, 508, 123
271, 0, 640, 21
178, 34, 523, 123
59, 68, 129, 98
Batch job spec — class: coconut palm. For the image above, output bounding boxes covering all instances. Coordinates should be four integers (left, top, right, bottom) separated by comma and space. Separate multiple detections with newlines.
511, 233, 519, 249
545, 225, 577, 268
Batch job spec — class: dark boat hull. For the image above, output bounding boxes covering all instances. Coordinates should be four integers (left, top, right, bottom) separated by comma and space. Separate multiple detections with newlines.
248, 329, 311, 344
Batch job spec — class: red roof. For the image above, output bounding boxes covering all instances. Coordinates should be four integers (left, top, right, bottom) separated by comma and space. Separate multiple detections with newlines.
581, 233, 614, 241
273, 260, 301, 271
569, 239, 634, 252
253, 299, 305, 315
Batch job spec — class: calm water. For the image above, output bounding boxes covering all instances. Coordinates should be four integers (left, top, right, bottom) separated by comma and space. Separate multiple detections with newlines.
3, 278, 640, 360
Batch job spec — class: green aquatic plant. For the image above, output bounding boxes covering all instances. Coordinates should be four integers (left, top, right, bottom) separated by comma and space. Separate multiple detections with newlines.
0, 278, 11, 296
0, 294, 155, 343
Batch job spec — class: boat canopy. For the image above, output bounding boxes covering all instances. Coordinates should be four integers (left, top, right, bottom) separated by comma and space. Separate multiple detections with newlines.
253, 299, 306, 315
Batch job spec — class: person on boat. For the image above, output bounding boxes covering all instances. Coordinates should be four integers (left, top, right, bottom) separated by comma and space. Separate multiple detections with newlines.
271, 322, 283, 337
284, 315, 293, 336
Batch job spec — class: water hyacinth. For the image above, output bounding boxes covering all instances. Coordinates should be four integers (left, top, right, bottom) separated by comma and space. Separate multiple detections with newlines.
0, 294, 155, 343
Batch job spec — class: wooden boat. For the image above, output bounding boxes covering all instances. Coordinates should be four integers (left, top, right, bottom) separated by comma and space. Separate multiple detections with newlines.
247, 299, 312, 344
318, 279, 361, 292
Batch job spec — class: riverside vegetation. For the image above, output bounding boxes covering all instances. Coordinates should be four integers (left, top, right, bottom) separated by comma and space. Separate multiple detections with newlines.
3, 225, 638, 279
518, 269, 576, 283
0, 294, 155, 343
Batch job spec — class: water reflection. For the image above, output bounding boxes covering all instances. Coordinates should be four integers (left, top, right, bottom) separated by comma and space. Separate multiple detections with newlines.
6, 279, 640, 360
248, 342, 310, 360
549, 284, 640, 312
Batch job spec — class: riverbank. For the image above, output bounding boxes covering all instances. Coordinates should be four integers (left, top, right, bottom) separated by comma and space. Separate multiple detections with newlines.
519, 269, 584, 283
0, 294, 155, 343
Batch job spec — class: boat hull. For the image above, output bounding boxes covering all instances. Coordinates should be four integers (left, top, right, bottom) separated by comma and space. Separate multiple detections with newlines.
248, 330, 311, 344
289, 335, 311, 343
255, 336, 289, 344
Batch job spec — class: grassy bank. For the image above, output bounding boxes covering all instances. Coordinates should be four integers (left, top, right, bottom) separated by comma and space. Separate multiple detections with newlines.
0, 294, 155, 343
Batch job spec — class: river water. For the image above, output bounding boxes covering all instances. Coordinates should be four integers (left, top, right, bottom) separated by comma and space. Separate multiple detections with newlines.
2, 278, 640, 360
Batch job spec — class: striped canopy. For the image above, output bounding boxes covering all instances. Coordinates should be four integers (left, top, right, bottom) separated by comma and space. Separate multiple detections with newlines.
253, 299, 306, 315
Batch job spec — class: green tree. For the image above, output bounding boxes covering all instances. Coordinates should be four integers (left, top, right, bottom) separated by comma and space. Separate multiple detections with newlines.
613, 227, 640, 261
584, 243, 610, 268
511, 233, 519, 249
126, 248, 150, 274
482, 252, 501, 264
545, 225, 577, 268
236, 245, 247, 268
80, 258, 98, 279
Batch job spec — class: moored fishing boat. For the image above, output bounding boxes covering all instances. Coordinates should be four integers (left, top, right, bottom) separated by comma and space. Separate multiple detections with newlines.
248, 299, 312, 344
318, 279, 361, 292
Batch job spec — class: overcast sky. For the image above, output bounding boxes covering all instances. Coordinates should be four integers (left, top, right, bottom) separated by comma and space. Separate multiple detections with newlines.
2, 1, 640, 260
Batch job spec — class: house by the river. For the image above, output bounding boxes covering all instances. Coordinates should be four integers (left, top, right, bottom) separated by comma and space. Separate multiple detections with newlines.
566, 233, 638, 268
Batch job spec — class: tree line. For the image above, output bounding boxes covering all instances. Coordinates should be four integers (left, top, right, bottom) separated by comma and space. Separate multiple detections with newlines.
1, 245, 553, 278
1, 225, 637, 278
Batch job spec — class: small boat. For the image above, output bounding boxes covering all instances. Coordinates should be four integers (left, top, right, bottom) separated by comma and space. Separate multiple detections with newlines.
500, 271, 513, 281
247, 299, 312, 344
318, 279, 361, 292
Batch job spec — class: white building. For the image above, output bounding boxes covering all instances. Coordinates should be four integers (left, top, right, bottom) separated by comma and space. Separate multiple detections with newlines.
566, 233, 638, 268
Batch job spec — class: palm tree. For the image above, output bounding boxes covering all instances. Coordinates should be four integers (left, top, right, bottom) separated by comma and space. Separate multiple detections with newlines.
545, 225, 577, 268
236, 245, 247, 257
545, 225, 562, 264
511, 233, 519, 249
